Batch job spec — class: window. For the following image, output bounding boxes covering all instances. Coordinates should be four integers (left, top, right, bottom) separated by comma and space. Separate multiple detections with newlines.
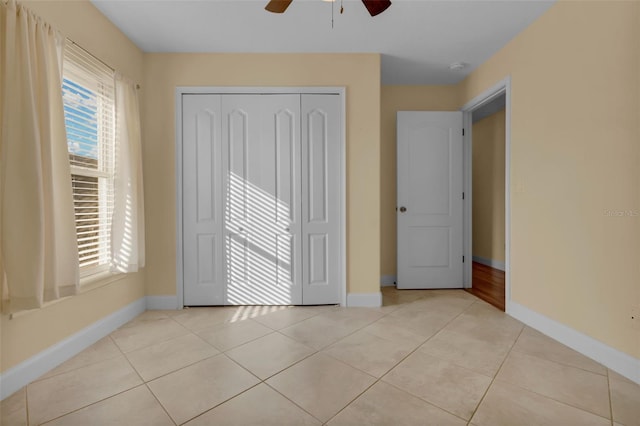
62, 43, 115, 277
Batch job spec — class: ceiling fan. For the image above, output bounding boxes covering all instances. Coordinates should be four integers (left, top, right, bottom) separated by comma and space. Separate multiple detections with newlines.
265, 0, 392, 17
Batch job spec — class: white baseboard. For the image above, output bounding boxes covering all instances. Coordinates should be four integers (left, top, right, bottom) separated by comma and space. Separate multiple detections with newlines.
347, 292, 382, 308
0, 298, 146, 400
146, 295, 179, 310
509, 301, 640, 385
380, 275, 396, 287
472, 255, 506, 271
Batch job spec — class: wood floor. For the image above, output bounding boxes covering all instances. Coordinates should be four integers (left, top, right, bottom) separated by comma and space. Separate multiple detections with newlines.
465, 262, 505, 311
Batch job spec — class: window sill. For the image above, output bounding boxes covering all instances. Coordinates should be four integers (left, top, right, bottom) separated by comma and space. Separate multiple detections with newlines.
7, 271, 129, 320
79, 270, 126, 293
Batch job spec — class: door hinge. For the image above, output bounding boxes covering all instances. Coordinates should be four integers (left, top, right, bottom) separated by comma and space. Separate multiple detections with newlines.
462, 192, 465, 200
463, 256, 465, 263
462, 128, 465, 136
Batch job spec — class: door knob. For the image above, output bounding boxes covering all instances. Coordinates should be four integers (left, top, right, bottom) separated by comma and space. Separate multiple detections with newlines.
399, 206, 407, 213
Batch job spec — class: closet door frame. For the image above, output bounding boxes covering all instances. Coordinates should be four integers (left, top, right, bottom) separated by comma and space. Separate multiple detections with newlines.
175, 87, 346, 309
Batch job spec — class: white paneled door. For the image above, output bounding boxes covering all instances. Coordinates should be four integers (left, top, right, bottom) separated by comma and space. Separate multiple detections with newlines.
183, 95, 224, 305
301, 95, 341, 305
397, 112, 463, 289
222, 94, 302, 305
182, 93, 341, 306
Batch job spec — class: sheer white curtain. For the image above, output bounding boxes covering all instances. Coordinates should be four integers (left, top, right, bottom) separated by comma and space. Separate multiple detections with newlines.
0, 0, 79, 312
111, 74, 145, 273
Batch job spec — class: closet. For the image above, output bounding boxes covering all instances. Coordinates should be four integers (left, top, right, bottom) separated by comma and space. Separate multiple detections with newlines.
181, 93, 341, 306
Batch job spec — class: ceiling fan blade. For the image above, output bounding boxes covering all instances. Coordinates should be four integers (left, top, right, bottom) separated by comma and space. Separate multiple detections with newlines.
265, 0, 293, 13
361, 0, 391, 17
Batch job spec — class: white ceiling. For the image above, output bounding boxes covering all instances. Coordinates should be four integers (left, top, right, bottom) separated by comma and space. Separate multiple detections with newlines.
91, 0, 555, 85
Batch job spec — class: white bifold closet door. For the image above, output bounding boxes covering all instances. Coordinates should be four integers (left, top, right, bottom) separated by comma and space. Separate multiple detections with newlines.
300, 94, 340, 305
183, 94, 224, 306
182, 93, 340, 306
223, 94, 302, 305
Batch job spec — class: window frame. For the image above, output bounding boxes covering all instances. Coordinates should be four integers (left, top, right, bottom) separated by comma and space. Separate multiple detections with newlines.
62, 44, 116, 280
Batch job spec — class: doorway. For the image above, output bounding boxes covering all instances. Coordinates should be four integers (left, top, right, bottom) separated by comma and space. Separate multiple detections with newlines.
461, 78, 511, 313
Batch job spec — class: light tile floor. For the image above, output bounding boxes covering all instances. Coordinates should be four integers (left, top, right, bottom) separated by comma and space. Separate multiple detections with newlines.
2, 288, 639, 425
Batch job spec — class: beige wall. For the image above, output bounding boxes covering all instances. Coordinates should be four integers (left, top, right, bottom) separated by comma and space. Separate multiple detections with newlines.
380, 86, 460, 277
460, 1, 640, 358
3, 0, 639, 378
142, 53, 381, 297
472, 109, 505, 262
0, 0, 145, 373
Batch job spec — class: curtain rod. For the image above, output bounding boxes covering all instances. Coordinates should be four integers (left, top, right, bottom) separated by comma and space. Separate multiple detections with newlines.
69, 40, 141, 90
2, 0, 140, 89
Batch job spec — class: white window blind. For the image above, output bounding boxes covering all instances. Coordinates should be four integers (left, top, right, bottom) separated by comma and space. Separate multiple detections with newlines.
62, 42, 116, 276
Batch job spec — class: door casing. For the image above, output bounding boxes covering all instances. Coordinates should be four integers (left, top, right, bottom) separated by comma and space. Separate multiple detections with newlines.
175, 87, 347, 309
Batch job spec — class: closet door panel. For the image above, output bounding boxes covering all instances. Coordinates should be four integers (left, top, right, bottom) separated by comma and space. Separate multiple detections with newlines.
183, 94, 224, 305
271, 103, 301, 295
222, 95, 301, 305
301, 94, 341, 305
223, 95, 257, 305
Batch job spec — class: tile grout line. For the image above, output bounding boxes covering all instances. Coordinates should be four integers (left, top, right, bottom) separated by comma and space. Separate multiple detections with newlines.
112, 326, 180, 425
496, 372, 615, 423
250, 298, 435, 425
30, 334, 148, 425
145, 350, 265, 425
146, 310, 280, 352
101, 309, 330, 424
176, 381, 265, 426
29, 336, 124, 384
323, 297, 479, 424
136, 351, 222, 384
264, 304, 416, 425
35, 384, 150, 425
112, 334, 180, 425
607, 369, 614, 426
110, 331, 147, 383
322, 300, 472, 381
143, 382, 177, 426
474, 328, 615, 424
495, 349, 615, 420
262, 381, 325, 424
28, 291, 624, 425
379, 299, 487, 377
187, 347, 326, 425
188, 326, 229, 349
373, 300, 488, 408
24, 385, 30, 426
197, 305, 329, 419
20, 292, 493, 425
373, 379, 470, 424
246, 307, 403, 424
111, 322, 192, 355
144, 340, 265, 425
507, 333, 610, 377
18, 308, 315, 425
19, 294, 457, 425
466, 321, 526, 423
251, 306, 336, 331
113, 313, 257, 384
211, 327, 275, 352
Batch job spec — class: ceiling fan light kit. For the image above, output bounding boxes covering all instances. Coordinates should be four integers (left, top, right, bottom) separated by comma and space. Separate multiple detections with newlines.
265, 0, 391, 17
